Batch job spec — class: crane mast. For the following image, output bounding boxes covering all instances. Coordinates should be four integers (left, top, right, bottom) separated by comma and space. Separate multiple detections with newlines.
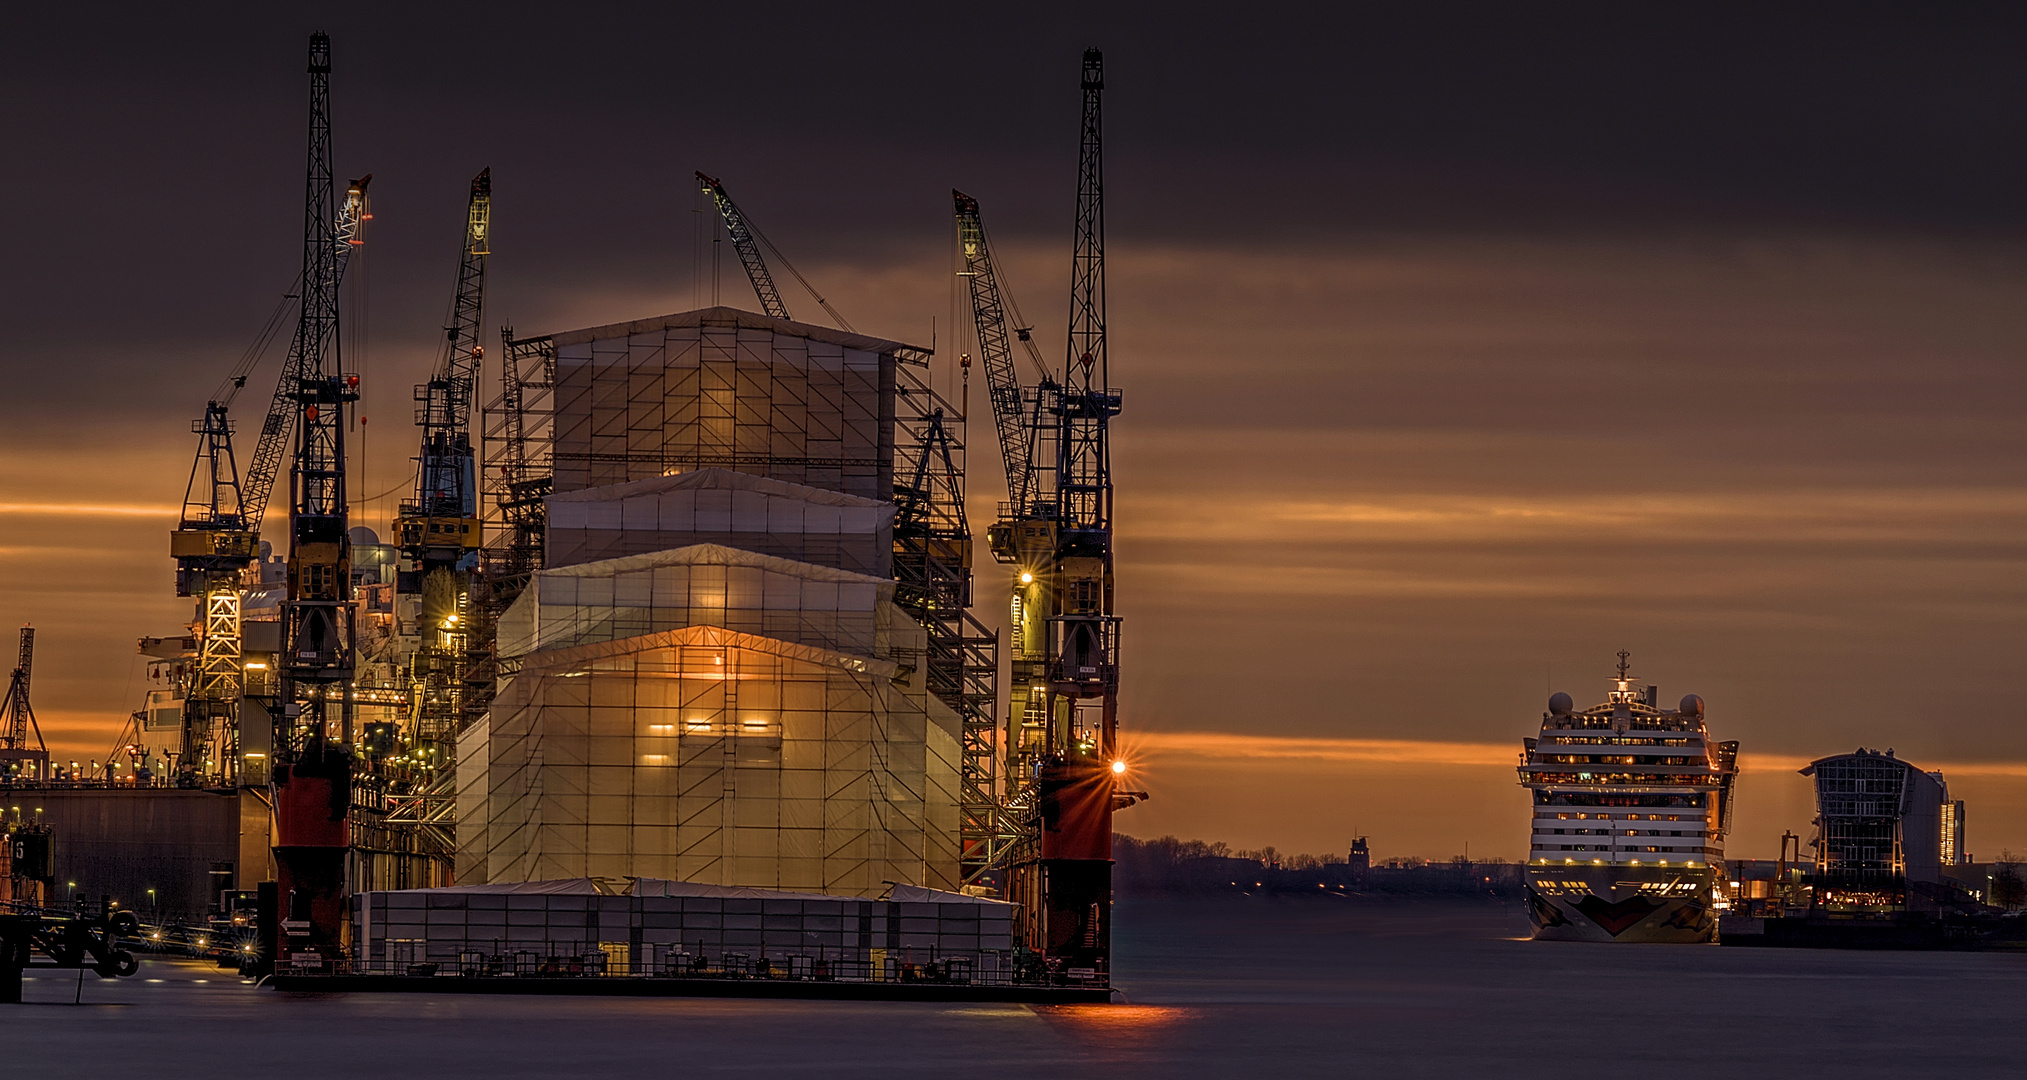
238, 178, 369, 537
279, 30, 358, 742
396, 169, 489, 570
0, 626, 48, 782
391, 168, 490, 801
168, 402, 255, 784
995, 46, 1130, 989
1048, 47, 1122, 761
162, 40, 368, 790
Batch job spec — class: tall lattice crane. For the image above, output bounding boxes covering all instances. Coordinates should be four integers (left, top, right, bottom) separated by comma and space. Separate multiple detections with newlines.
387, 168, 490, 840
0, 626, 48, 781
396, 167, 490, 568
167, 72, 367, 788
237, 179, 369, 538
1050, 47, 1124, 762
696, 171, 854, 331
973, 47, 1131, 987
279, 30, 360, 751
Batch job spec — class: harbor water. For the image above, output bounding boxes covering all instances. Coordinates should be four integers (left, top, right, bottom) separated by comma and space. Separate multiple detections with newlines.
5, 897, 2022, 1078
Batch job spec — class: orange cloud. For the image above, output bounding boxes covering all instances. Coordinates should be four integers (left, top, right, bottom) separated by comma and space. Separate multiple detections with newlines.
0, 502, 178, 517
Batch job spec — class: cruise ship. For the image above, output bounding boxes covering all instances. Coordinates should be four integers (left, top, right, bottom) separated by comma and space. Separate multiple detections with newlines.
1518, 653, 1738, 943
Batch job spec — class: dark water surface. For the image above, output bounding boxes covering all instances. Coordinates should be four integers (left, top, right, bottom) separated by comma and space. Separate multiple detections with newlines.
4, 898, 2021, 1078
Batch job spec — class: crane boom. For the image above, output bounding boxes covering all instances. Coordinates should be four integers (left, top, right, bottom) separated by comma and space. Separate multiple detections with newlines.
954, 191, 1053, 523
397, 167, 490, 555
280, 30, 359, 699
0, 625, 47, 778
240, 172, 369, 535
697, 171, 790, 320
696, 171, 855, 331
14, 628, 30, 703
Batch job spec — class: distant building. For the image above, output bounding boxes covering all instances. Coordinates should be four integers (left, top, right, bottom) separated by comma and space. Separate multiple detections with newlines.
1348, 837, 1370, 874
1799, 748, 1966, 912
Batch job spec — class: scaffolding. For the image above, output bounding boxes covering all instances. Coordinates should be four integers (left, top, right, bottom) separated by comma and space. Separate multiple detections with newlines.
538, 307, 894, 500
545, 469, 894, 576
475, 307, 1000, 893
465, 588, 962, 894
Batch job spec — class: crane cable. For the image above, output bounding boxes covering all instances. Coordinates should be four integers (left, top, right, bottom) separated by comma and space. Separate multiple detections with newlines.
741, 211, 856, 334
212, 281, 303, 406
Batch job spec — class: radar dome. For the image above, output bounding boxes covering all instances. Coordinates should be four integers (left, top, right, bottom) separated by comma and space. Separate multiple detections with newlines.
1679, 694, 1705, 717
347, 525, 380, 546
1548, 692, 1573, 716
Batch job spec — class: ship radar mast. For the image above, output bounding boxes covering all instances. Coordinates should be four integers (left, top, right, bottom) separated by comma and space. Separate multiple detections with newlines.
1610, 649, 1639, 704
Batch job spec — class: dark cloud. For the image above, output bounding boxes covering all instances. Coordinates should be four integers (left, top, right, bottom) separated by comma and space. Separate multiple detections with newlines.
7, 6, 2027, 855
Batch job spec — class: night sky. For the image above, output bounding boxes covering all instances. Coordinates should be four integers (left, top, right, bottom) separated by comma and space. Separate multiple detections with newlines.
7, 4, 2027, 860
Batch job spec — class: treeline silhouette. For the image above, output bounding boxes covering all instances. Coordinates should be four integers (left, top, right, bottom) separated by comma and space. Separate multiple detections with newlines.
1115, 834, 1522, 898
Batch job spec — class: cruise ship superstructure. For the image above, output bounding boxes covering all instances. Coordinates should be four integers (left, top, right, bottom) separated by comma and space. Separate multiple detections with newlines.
1519, 653, 1739, 942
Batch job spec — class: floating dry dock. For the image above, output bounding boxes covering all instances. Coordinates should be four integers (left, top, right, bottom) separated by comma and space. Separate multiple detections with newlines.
266, 877, 1110, 1002
268, 971, 1111, 1004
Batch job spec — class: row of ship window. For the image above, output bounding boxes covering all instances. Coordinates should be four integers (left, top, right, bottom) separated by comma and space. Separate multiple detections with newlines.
1535, 755, 1701, 766
1540, 737, 1700, 747
1538, 845, 1717, 854
1534, 828, 1700, 837
1523, 772, 1717, 784
1536, 812, 1690, 821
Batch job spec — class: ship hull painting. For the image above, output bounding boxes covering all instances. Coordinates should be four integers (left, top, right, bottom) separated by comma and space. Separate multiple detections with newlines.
1525, 864, 1717, 943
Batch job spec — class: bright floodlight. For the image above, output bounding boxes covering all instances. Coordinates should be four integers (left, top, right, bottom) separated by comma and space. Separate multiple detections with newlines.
1019, 571, 1034, 584
1110, 760, 1126, 775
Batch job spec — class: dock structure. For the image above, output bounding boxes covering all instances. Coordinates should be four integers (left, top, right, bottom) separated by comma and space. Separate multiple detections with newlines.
37, 34, 1133, 994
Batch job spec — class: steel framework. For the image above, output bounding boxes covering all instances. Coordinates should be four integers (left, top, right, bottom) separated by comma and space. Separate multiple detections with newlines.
0, 627, 48, 781
279, 30, 359, 750
475, 312, 1000, 882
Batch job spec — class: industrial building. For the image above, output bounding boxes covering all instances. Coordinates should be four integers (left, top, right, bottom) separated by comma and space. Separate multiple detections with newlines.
1800, 747, 1967, 912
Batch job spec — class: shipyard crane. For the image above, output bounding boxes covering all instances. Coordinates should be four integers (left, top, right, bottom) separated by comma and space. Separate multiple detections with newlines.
267, 30, 364, 972
0, 626, 49, 781
279, 30, 360, 739
386, 169, 490, 844
236, 175, 369, 538
696, 171, 854, 331
983, 47, 1131, 987
396, 167, 490, 573
164, 37, 368, 792
167, 403, 254, 784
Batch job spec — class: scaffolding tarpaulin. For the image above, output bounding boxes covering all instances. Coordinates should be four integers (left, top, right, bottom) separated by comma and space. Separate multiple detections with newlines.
463, 575, 961, 895
546, 468, 895, 576
547, 307, 915, 500
884, 883, 1017, 906
494, 543, 896, 660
